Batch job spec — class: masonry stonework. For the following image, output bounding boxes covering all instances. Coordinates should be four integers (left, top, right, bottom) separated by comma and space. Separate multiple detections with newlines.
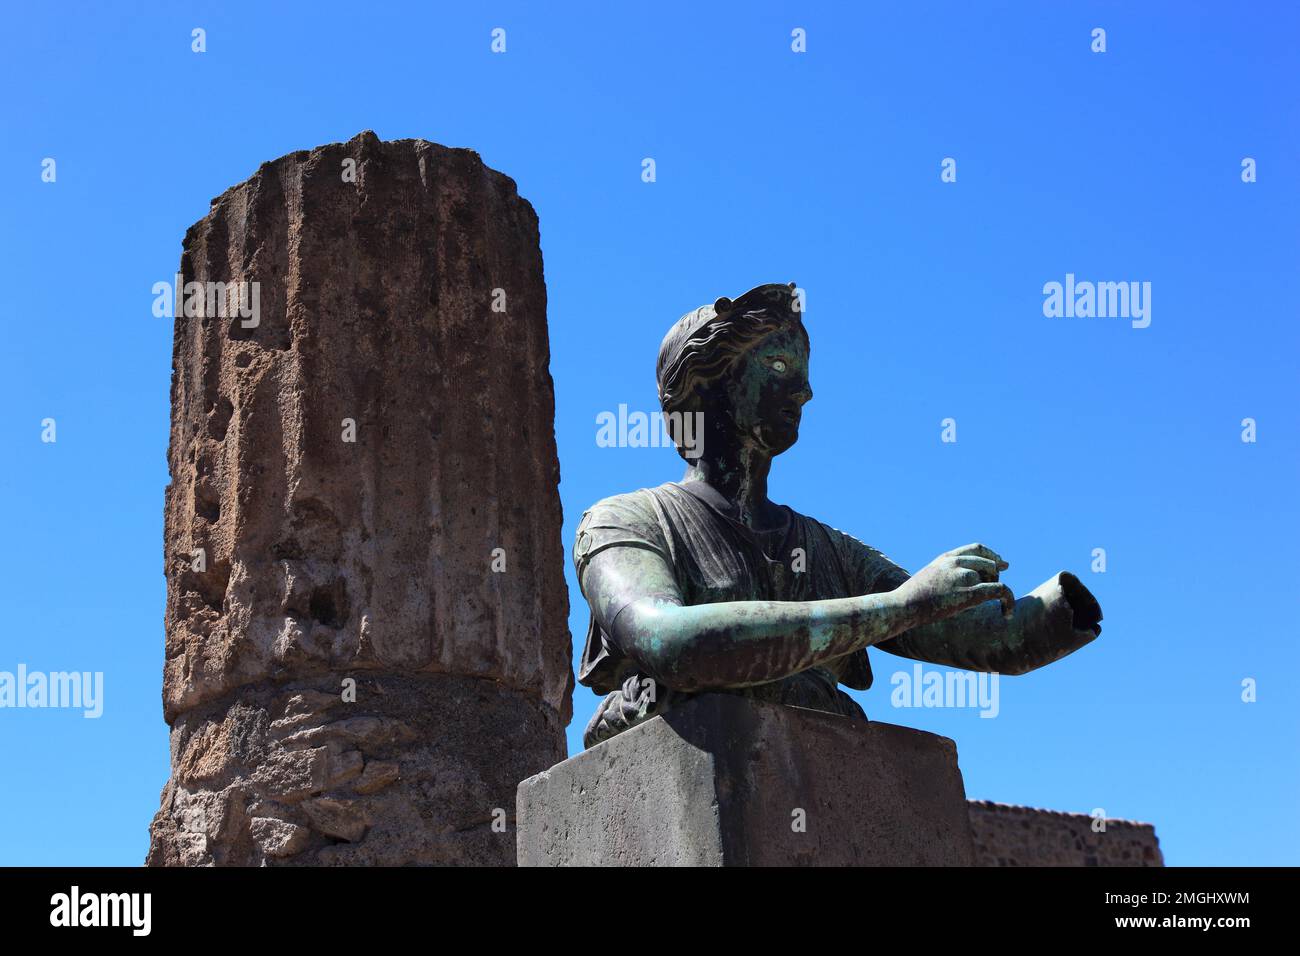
148, 132, 571, 866
969, 800, 1164, 866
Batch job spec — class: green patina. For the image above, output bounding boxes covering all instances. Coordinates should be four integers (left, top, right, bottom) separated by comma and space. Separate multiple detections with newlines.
572, 283, 1101, 749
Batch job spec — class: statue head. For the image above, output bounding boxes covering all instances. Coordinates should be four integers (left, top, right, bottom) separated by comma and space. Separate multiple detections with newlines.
656, 282, 812, 461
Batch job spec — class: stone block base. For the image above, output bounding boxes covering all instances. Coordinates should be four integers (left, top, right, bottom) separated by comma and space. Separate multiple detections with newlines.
517, 694, 976, 866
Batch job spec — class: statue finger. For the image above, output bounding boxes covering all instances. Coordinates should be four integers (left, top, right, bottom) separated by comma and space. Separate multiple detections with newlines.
946, 542, 1009, 571
952, 555, 999, 582
966, 581, 1015, 617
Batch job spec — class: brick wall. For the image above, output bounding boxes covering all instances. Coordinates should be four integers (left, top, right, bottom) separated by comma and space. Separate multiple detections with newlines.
969, 800, 1164, 866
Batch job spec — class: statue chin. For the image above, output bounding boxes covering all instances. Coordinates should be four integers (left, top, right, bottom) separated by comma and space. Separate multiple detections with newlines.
749, 421, 799, 455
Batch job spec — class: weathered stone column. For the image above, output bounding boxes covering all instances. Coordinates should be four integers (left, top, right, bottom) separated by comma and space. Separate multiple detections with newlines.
148, 131, 572, 866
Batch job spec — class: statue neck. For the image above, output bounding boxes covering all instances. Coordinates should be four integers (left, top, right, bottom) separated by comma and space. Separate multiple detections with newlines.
681, 446, 781, 530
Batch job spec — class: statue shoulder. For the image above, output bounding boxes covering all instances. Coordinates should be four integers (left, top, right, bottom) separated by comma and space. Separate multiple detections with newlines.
801, 513, 911, 592
575, 485, 671, 534
807, 516, 869, 552
573, 486, 676, 576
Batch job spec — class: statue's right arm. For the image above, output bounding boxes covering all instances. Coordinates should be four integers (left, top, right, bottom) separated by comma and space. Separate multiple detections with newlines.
580, 543, 1013, 692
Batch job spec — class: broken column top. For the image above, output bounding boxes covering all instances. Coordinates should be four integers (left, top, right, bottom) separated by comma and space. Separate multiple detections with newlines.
152, 131, 571, 866
164, 130, 571, 723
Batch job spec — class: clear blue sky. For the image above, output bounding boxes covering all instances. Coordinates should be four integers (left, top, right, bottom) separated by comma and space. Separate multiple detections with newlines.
1, 1, 1295, 866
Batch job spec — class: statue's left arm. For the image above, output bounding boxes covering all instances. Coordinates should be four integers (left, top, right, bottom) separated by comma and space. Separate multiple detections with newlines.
875, 571, 1101, 675
838, 533, 1102, 675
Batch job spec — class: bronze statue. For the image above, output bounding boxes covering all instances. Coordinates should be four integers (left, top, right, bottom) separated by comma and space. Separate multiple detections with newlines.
575, 283, 1101, 748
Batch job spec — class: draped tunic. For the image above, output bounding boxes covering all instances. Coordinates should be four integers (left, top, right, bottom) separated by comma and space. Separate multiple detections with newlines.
573, 480, 912, 747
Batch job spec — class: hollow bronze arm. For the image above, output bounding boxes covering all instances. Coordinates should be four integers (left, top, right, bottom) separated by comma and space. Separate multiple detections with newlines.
876, 572, 1102, 675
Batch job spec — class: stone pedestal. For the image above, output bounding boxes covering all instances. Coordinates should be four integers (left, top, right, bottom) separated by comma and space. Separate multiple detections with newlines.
517, 695, 976, 866
148, 132, 571, 866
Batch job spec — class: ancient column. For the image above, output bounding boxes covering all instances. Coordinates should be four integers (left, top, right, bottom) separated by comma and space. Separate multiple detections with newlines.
148, 131, 572, 866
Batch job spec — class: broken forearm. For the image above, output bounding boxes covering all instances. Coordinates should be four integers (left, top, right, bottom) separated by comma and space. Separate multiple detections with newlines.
880, 572, 1102, 675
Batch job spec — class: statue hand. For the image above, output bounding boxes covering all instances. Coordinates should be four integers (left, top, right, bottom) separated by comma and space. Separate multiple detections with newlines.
894, 543, 1015, 626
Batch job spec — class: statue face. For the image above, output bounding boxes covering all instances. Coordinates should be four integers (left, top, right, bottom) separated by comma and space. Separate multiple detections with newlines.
716, 323, 812, 456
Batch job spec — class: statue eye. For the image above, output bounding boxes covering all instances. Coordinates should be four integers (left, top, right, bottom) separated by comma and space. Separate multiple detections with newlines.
771, 359, 787, 373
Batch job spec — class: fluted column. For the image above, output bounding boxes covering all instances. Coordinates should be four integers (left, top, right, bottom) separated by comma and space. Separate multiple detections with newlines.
148, 131, 571, 866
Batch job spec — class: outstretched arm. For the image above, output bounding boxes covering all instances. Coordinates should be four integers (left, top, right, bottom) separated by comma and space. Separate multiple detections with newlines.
877, 571, 1102, 675
582, 542, 1014, 692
